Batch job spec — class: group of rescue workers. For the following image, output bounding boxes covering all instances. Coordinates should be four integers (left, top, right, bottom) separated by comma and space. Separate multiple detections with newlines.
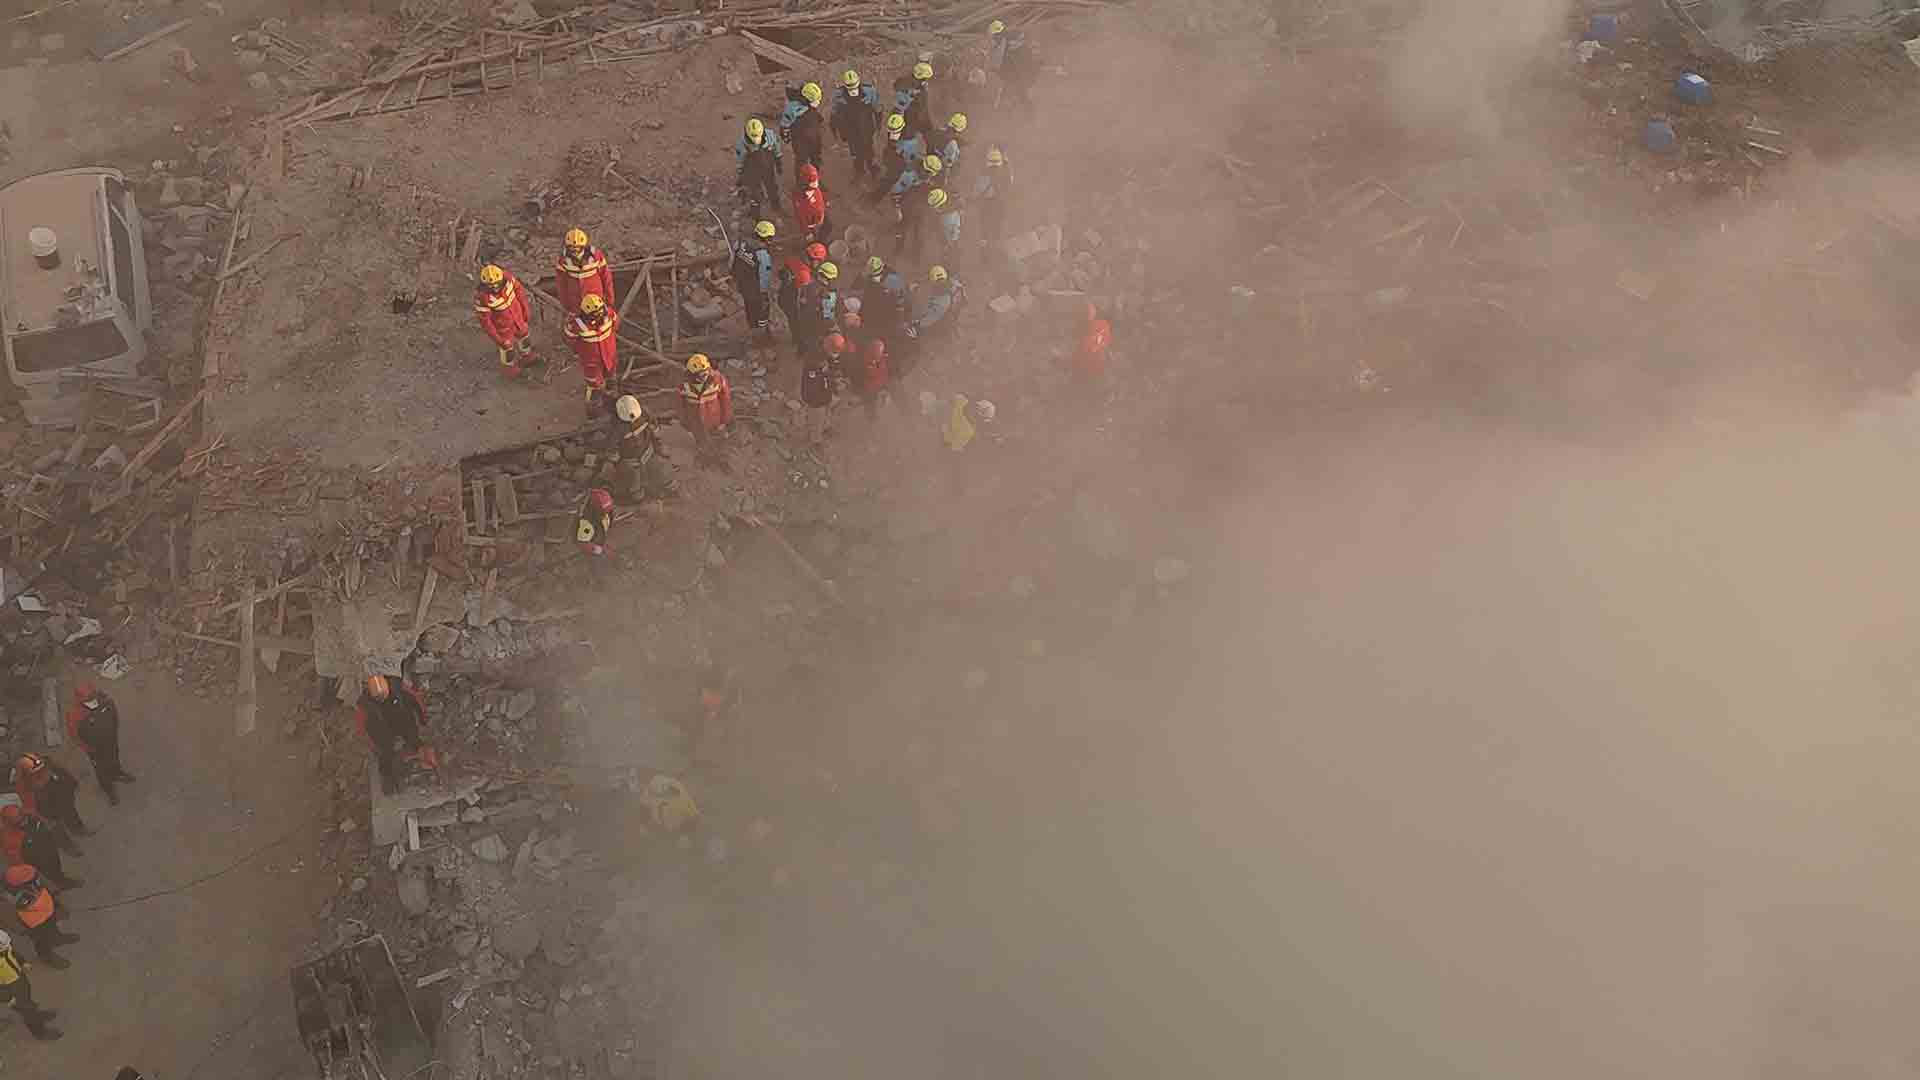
0, 683, 138, 1041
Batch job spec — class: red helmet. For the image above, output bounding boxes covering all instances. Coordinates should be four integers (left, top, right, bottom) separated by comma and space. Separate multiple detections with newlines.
12, 753, 44, 777
74, 682, 97, 701
821, 333, 848, 355
0, 805, 19, 826
3, 864, 36, 887
799, 163, 820, 184
843, 311, 864, 331
588, 488, 614, 513
805, 242, 828, 263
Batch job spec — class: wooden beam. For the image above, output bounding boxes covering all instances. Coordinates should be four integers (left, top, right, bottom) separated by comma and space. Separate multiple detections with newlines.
236, 584, 258, 736
39, 677, 60, 748
120, 384, 209, 482
738, 29, 819, 72
158, 624, 313, 654
216, 231, 301, 281
211, 569, 312, 618
411, 566, 439, 638
261, 578, 289, 673
97, 16, 193, 62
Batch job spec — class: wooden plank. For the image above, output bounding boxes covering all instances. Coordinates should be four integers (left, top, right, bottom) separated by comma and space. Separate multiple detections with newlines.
236, 585, 258, 736
39, 677, 60, 748
97, 16, 193, 62
494, 474, 520, 525
261, 578, 289, 673
120, 384, 209, 482
158, 624, 314, 654
738, 29, 819, 71
211, 569, 312, 617
412, 565, 440, 638
470, 478, 489, 535
216, 231, 301, 281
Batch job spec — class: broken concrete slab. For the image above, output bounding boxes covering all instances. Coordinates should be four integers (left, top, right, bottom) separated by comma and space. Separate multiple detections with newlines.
492, 912, 540, 961
470, 834, 509, 862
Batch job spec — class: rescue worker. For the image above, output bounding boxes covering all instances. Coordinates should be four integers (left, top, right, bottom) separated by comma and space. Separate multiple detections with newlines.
9, 754, 85, 846
988, 19, 1038, 107
906, 264, 963, 344
776, 244, 817, 350
972, 146, 1014, 256
65, 682, 134, 806
856, 335, 891, 420
792, 259, 834, 360
563, 293, 622, 417
731, 220, 777, 340
898, 62, 935, 134
830, 69, 883, 179
937, 113, 968, 177
891, 156, 944, 256
354, 675, 434, 796
0, 806, 80, 890
575, 488, 614, 558
735, 117, 784, 217
3, 864, 76, 969
862, 255, 909, 344
928, 188, 965, 259
871, 114, 926, 200
1072, 302, 1115, 380
679, 355, 734, 460
611, 395, 674, 500
0, 928, 61, 1040
779, 81, 827, 185
791, 163, 832, 245
800, 334, 841, 444
814, 260, 842, 338
475, 263, 537, 378
555, 228, 614, 314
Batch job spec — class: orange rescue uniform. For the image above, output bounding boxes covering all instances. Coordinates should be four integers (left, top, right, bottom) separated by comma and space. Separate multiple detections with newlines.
556, 247, 615, 313
564, 310, 621, 391
474, 272, 533, 371
680, 372, 735, 435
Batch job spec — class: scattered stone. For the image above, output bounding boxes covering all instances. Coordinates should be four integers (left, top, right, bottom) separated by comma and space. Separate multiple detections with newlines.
420, 625, 461, 653
540, 919, 579, 966
1009, 575, 1036, 600
339, 818, 359, 833
724, 70, 744, 94
492, 913, 540, 961
705, 835, 729, 864
460, 806, 486, 824
705, 544, 726, 569
451, 930, 480, 958
246, 71, 273, 94
350, 876, 369, 893
236, 48, 266, 69
505, 689, 536, 721
1152, 556, 1192, 586
538, 445, 561, 465
170, 45, 199, 80
396, 864, 431, 915
470, 834, 509, 862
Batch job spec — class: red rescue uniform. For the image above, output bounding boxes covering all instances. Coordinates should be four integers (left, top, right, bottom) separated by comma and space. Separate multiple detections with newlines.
555, 246, 615, 313
792, 184, 829, 237
679, 372, 735, 436
564, 310, 621, 391
1072, 310, 1113, 378
859, 338, 890, 397
475, 272, 533, 372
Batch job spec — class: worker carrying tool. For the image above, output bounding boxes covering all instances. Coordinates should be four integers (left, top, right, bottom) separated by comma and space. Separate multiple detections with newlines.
563, 293, 621, 417
897, 62, 935, 134
474, 263, 537, 378
988, 20, 1038, 107
0, 928, 62, 1040
791, 163, 832, 244
3, 865, 76, 969
779, 82, 827, 185
872, 113, 927, 200
936, 113, 968, 177
831, 69, 883, 179
611, 395, 674, 500
65, 683, 134, 806
575, 488, 615, 558
555, 228, 614, 313
9, 754, 86, 847
906, 264, 964, 343
355, 676, 437, 796
1072, 301, 1114, 379
731, 220, 778, 339
0, 806, 80, 890
927, 188, 965, 257
679, 355, 734, 459
735, 117, 784, 217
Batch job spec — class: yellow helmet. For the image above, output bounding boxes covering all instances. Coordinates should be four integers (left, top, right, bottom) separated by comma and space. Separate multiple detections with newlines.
928, 265, 949, 283
754, 220, 776, 240
987, 146, 1006, 166
616, 395, 643, 422
948, 113, 968, 133
745, 117, 765, 142
478, 263, 506, 287
842, 69, 860, 89
576, 520, 597, 543
818, 261, 839, 281
801, 81, 822, 105
922, 155, 943, 175
927, 188, 949, 209
580, 293, 606, 316
989, 19, 1006, 34
913, 61, 933, 81
886, 112, 906, 134
866, 255, 886, 277
564, 227, 589, 249
686, 353, 712, 374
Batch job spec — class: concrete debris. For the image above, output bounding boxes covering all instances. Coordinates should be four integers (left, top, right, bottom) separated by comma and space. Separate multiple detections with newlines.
492, 913, 540, 962
1009, 575, 1036, 600
505, 688, 536, 721
396, 862, 432, 915
1153, 556, 1192, 586
246, 70, 272, 93
705, 543, 727, 569
236, 48, 265, 69
470, 833, 509, 862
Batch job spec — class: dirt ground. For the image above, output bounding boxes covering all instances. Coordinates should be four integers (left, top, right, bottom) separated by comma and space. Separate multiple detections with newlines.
6, 0, 1920, 1075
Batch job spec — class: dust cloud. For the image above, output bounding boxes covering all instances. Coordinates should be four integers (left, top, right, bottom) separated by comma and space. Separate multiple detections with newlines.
650, 405, 1920, 1078
1388, 0, 1575, 140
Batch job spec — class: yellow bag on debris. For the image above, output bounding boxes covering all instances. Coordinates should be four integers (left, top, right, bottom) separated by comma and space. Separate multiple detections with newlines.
943, 394, 976, 452
644, 775, 699, 832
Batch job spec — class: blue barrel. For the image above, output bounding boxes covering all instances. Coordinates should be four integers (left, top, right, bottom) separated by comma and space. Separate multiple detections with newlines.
1587, 13, 1619, 41
1643, 118, 1676, 153
1673, 72, 1712, 105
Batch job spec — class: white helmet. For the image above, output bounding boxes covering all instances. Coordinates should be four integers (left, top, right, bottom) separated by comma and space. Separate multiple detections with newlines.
616, 395, 644, 422
0, 928, 12, 951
